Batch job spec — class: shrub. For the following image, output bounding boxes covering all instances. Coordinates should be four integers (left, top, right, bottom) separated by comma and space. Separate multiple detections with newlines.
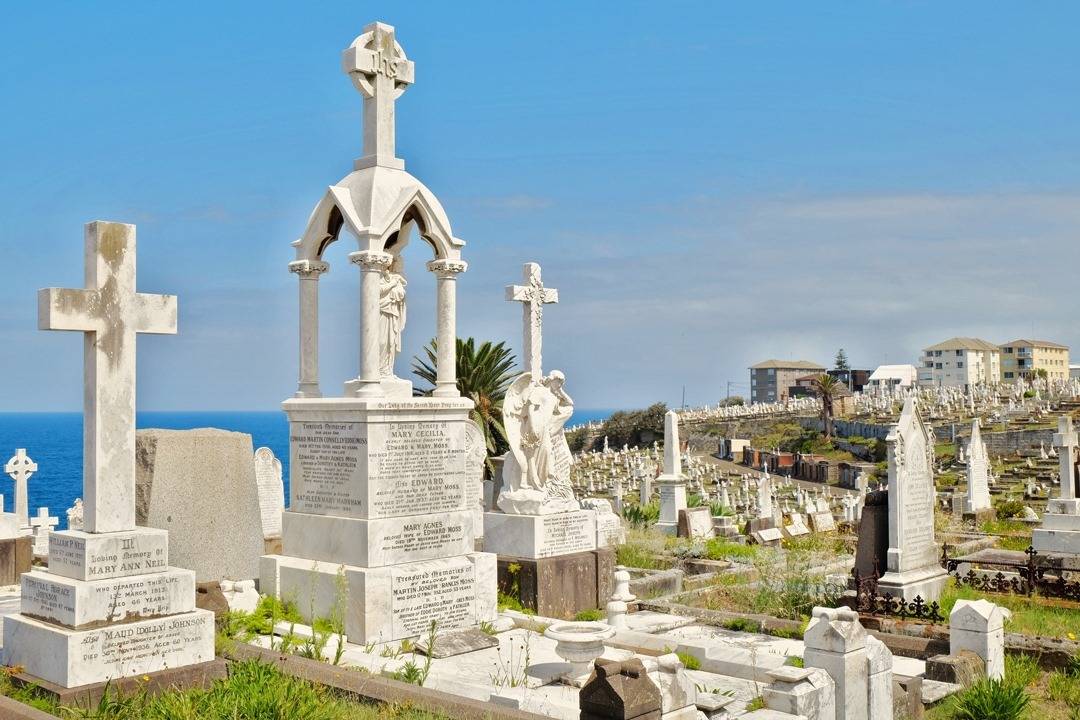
784, 655, 804, 667
721, 618, 759, 633
709, 502, 734, 517
574, 608, 604, 622
676, 652, 701, 670
995, 500, 1026, 520
687, 494, 705, 508
622, 502, 660, 528
950, 678, 1030, 720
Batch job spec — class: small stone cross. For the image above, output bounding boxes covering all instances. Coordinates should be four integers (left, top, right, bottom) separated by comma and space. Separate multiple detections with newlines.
505, 263, 558, 379
38, 222, 177, 533
4, 449, 36, 528
30, 507, 59, 557
342, 22, 416, 169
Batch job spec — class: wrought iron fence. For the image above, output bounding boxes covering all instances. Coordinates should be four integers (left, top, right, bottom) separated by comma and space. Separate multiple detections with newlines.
848, 568, 944, 623
940, 544, 1080, 602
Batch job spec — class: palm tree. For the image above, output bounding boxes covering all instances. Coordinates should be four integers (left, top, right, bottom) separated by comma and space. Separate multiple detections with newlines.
412, 338, 518, 476
811, 373, 842, 441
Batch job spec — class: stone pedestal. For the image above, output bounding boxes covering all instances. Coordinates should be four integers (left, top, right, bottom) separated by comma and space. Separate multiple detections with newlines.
803, 607, 869, 720
485, 507, 612, 617
3, 527, 215, 687
655, 480, 686, 536
1032, 499, 1080, 556
495, 548, 614, 618
259, 396, 497, 643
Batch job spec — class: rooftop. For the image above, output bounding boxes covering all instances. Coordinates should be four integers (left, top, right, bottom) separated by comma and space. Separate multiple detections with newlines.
999, 339, 1069, 350
923, 337, 1000, 353
749, 359, 826, 371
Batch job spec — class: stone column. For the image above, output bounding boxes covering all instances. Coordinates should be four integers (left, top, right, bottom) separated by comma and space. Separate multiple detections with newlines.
803, 606, 870, 720
289, 260, 329, 398
950, 599, 1008, 680
348, 250, 393, 397
426, 259, 467, 397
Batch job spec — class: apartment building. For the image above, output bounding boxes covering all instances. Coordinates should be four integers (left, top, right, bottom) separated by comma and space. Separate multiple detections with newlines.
999, 339, 1070, 381
749, 359, 826, 403
917, 338, 1000, 389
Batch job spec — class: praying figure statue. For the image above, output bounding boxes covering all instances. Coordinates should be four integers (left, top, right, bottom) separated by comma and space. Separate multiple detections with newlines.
498, 370, 578, 514
378, 261, 407, 377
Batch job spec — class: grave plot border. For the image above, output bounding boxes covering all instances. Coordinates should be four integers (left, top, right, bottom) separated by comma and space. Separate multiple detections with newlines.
848, 568, 945, 623
940, 544, 1080, 601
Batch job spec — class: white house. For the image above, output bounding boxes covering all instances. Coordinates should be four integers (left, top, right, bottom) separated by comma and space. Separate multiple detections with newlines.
866, 364, 918, 391
917, 338, 1001, 389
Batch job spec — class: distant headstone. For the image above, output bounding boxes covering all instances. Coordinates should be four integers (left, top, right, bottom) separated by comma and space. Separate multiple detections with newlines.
809, 511, 836, 533
29, 507, 58, 557
253, 447, 284, 541
752, 527, 783, 546
655, 411, 687, 535
4, 449, 36, 529
136, 428, 265, 582
677, 507, 713, 539
964, 419, 992, 516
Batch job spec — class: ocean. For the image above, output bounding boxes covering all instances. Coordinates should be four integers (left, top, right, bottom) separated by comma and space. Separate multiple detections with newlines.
0, 408, 614, 530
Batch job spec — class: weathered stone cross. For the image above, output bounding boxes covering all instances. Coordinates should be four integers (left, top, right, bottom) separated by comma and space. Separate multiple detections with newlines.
1054, 415, 1078, 500
38, 222, 177, 533
505, 262, 558, 379
4, 448, 36, 528
30, 506, 58, 556
342, 21, 416, 169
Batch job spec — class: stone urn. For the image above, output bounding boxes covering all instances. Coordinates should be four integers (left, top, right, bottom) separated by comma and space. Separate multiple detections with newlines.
544, 621, 616, 683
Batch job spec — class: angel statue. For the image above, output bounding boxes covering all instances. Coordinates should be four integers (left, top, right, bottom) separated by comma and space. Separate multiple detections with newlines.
378, 259, 407, 377
498, 370, 579, 515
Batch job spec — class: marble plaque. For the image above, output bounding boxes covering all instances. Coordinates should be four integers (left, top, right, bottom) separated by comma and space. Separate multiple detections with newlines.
390, 557, 476, 638
47, 528, 169, 582
484, 510, 597, 559
678, 507, 714, 539
595, 512, 624, 548
809, 512, 836, 533
2, 609, 215, 688
21, 568, 195, 628
289, 420, 467, 519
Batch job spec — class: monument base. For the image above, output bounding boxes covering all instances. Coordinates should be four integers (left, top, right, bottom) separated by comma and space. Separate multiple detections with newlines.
2, 609, 215, 688
11, 658, 226, 709
496, 549, 614, 619
876, 565, 949, 603
1032, 512, 1080, 555
260, 552, 497, 644
484, 510, 597, 559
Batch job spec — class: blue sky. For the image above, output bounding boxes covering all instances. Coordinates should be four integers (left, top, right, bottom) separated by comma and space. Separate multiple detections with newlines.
2, 2, 1079, 411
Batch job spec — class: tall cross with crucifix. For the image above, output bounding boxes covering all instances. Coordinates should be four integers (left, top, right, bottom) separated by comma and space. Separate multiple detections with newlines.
38, 221, 177, 534
4, 448, 36, 528
342, 21, 416, 170
506, 262, 559, 379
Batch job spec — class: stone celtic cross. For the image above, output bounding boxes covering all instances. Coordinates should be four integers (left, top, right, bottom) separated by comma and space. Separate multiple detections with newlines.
342, 21, 416, 169
38, 221, 177, 533
506, 262, 558, 379
4, 448, 36, 527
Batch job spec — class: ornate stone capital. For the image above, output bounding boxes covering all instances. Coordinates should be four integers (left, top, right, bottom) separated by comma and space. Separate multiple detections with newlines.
426, 258, 468, 277
288, 260, 330, 278
348, 250, 394, 270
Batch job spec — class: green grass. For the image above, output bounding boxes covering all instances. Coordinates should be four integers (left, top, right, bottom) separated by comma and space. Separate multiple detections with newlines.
703, 538, 758, 562
0, 660, 449, 720
721, 618, 760, 633
615, 542, 665, 569
496, 591, 534, 615
938, 581, 1080, 639
573, 608, 604, 621
676, 652, 701, 670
